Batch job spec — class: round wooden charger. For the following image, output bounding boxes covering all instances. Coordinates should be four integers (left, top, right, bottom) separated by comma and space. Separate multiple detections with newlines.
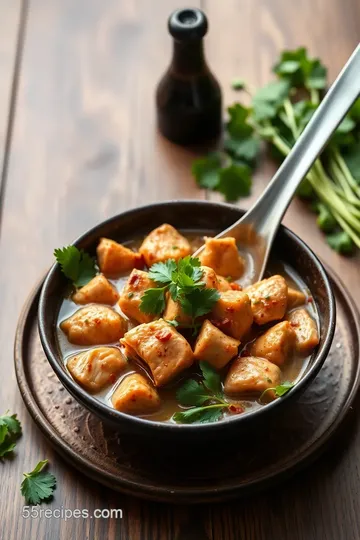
15, 269, 360, 504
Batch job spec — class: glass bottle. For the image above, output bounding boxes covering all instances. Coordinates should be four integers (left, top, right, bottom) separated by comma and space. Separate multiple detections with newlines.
156, 8, 222, 146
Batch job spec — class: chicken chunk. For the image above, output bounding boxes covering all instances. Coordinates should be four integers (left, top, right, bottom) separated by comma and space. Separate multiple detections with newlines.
199, 237, 244, 279
224, 356, 282, 396
200, 266, 220, 289
97, 237, 143, 277
111, 373, 161, 414
118, 269, 157, 324
245, 275, 288, 325
67, 347, 127, 392
212, 291, 253, 340
287, 287, 306, 309
60, 305, 127, 345
120, 319, 194, 386
72, 274, 119, 305
139, 224, 191, 266
287, 308, 319, 354
194, 320, 240, 369
217, 275, 231, 292
250, 321, 296, 366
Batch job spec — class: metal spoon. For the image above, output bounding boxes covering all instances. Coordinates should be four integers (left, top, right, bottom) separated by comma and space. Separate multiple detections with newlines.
194, 44, 360, 283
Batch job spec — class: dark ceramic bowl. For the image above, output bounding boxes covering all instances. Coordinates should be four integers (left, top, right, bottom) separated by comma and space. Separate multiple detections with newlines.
38, 201, 336, 446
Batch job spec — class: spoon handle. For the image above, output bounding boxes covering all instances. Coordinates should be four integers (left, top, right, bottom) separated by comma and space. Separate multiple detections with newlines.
242, 44, 360, 240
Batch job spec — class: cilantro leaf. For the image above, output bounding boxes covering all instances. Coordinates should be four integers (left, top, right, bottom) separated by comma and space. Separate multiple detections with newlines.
180, 288, 220, 318
140, 287, 166, 315
192, 152, 222, 189
231, 78, 246, 91
260, 381, 295, 402
176, 380, 211, 407
172, 405, 224, 424
216, 164, 252, 202
199, 362, 222, 396
315, 203, 336, 233
148, 259, 176, 284
252, 80, 290, 121
54, 246, 96, 288
21, 460, 56, 505
0, 413, 22, 457
224, 136, 260, 164
227, 103, 253, 139
273, 47, 327, 90
326, 231, 354, 255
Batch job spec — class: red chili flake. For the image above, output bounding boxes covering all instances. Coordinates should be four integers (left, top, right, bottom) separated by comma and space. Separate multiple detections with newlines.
225, 306, 235, 313
291, 322, 300, 327
229, 405, 244, 414
134, 253, 145, 269
155, 329, 172, 342
211, 318, 231, 332
230, 282, 242, 291
94, 318, 101, 325
87, 362, 92, 372
109, 373, 117, 383
129, 272, 140, 286
308, 296, 313, 303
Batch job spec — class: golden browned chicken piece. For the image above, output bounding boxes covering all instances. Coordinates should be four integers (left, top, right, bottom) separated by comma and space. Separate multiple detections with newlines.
200, 266, 220, 289
97, 238, 143, 277
224, 356, 282, 396
67, 347, 127, 392
199, 237, 244, 279
245, 275, 288, 325
118, 269, 157, 324
212, 291, 253, 340
194, 320, 240, 369
216, 275, 232, 292
139, 224, 191, 266
72, 274, 119, 305
287, 287, 306, 309
287, 308, 319, 353
111, 373, 161, 414
120, 319, 194, 386
60, 305, 127, 345
250, 321, 296, 366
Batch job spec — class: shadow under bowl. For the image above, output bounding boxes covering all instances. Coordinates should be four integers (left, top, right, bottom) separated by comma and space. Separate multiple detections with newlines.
38, 200, 336, 449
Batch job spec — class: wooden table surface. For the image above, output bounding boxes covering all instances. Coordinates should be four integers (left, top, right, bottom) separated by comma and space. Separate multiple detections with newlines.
1, 1, 359, 538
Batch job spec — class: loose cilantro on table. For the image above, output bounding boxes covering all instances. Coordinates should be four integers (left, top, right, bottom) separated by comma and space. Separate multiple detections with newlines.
173, 362, 241, 424
140, 257, 220, 322
54, 246, 96, 288
191, 47, 360, 255
21, 460, 57, 505
0, 413, 22, 458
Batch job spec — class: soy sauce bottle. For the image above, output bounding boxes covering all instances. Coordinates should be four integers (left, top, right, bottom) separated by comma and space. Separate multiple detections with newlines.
156, 8, 222, 146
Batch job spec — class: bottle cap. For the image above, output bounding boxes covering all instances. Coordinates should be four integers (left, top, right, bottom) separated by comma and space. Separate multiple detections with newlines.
168, 8, 208, 40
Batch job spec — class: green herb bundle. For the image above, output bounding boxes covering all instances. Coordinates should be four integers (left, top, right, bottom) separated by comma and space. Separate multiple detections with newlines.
192, 47, 360, 255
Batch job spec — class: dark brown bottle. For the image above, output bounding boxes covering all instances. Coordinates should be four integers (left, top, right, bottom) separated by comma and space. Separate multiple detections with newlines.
156, 8, 222, 146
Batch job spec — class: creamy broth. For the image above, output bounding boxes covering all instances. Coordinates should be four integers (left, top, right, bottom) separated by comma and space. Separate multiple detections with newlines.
56, 231, 319, 423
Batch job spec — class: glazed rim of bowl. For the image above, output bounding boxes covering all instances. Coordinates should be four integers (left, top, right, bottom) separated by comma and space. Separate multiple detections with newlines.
38, 200, 336, 434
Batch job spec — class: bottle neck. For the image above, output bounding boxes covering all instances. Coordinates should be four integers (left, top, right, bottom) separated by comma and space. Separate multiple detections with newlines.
170, 39, 206, 75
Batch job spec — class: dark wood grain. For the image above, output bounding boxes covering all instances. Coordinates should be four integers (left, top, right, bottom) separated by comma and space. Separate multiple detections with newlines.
0, 0, 359, 539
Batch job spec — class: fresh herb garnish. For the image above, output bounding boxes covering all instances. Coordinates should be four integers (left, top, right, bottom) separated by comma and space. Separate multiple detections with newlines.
140, 257, 220, 319
259, 381, 295, 402
0, 413, 22, 457
54, 246, 96, 288
192, 47, 360, 254
21, 460, 56, 505
173, 362, 239, 424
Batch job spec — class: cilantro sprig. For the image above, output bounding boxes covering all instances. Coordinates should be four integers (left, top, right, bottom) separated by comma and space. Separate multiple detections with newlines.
259, 381, 295, 402
0, 413, 22, 457
21, 460, 57, 505
54, 246, 96, 288
140, 257, 220, 323
173, 362, 241, 424
192, 46, 360, 255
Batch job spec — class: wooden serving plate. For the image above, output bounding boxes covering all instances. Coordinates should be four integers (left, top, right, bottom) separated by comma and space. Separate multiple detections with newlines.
14, 269, 360, 504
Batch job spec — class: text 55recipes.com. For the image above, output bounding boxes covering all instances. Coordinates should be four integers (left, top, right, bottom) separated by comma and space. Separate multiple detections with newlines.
22, 506, 123, 521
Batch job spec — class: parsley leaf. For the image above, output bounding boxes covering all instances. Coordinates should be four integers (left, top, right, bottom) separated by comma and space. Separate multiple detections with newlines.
173, 406, 224, 424
260, 381, 295, 402
148, 259, 176, 284
54, 246, 96, 288
180, 288, 220, 319
0, 413, 22, 458
21, 460, 56, 505
252, 80, 290, 121
199, 362, 222, 396
227, 103, 253, 139
139, 287, 167, 315
176, 380, 211, 407
273, 47, 327, 90
217, 163, 252, 201
192, 152, 222, 189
